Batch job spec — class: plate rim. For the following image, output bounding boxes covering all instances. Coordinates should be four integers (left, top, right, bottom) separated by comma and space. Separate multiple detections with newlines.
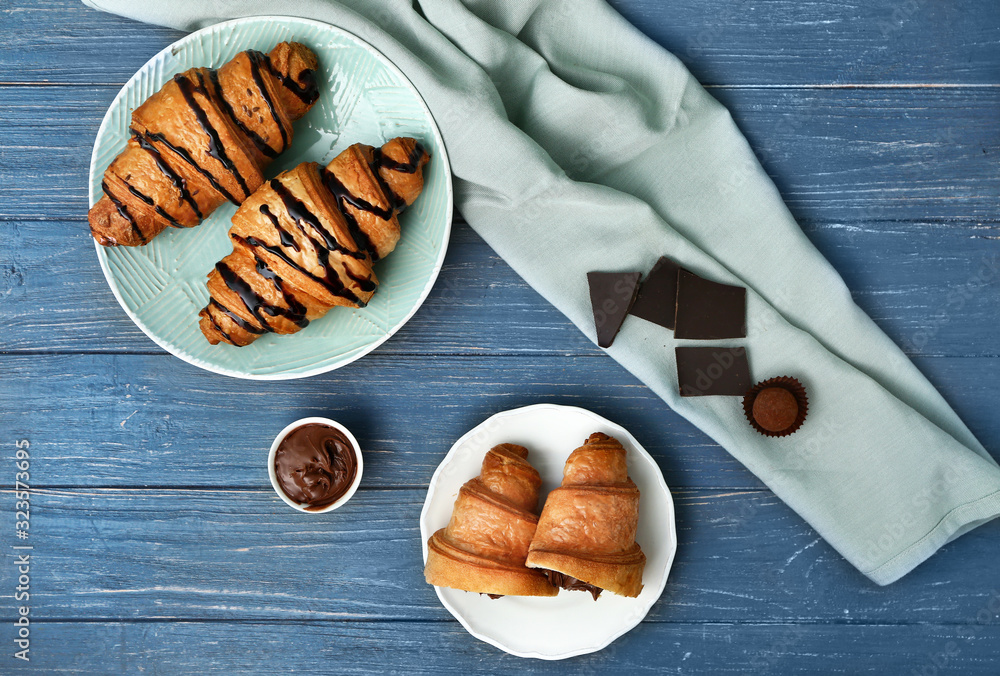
419, 402, 678, 660
89, 15, 454, 380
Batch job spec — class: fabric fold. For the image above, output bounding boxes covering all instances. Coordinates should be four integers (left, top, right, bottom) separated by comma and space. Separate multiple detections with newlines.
83, 0, 1000, 584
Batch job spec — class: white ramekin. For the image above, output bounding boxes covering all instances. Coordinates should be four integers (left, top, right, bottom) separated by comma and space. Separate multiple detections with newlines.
267, 416, 363, 514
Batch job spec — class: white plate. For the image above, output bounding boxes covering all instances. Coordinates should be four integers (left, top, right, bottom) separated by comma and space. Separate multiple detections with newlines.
419, 403, 677, 660
89, 16, 452, 379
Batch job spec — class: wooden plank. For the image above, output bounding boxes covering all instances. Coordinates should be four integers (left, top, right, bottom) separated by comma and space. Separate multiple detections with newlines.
5, 619, 1000, 675
2, 0, 999, 86
2, 487, 999, 626
2, 85, 998, 223
0, 1, 185, 84
612, 0, 1000, 86
2, 216, 997, 357
0, 353, 996, 489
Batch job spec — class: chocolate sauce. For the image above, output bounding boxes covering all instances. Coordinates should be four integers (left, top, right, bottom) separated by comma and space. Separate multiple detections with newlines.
246, 50, 291, 151
252, 253, 309, 327
173, 71, 252, 200
274, 424, 358, 510
204, 305, 234, 343
373, 142, 426, 174
320, 168, 383, 259
240, 230, 365, 308
141, 130, 239, 204
208, 67, 278, 159
101, 180, 146, 244
370, 142, 427, 213
125, 182, 181, 228
544, 570, 603, 601
259, 205, 299, 251
269, 177, 364, 260
132, 130, 203, 221
215, 262, 273, 333
212, 254, 310, 336
264, 55, 320, 105
208, 298, 265, 335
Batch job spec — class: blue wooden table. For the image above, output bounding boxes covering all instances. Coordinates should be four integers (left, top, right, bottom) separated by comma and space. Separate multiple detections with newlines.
2, 0, 999, 672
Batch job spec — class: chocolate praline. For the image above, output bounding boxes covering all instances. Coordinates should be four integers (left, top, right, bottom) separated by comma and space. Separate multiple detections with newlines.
753, 387, 799, 432
742, 377, 808, 437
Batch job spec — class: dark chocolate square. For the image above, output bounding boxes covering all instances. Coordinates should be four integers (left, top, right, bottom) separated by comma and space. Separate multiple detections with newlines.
629, 256, 681, 330
674, 269, 747, 340
587, 271, 641, 348
676, 346, 751, 396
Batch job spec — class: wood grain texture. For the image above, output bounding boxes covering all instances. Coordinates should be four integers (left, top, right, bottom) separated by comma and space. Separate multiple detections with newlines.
0, 487, 997, 624
609, 0, 1000, 86
4, 620, 999, 675
2, 353, 998, 490
1, 0, 998, 670
2, 0, 998, 86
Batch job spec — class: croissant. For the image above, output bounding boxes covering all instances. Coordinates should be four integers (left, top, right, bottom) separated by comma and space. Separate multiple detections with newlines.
526, 432, 646, 599
424, 444, 558, 597
89, 42, 320, 247
198, 137, 430, 346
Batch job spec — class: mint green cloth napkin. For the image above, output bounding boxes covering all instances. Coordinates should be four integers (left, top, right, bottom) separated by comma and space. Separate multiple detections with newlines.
83, 0, 1000, 585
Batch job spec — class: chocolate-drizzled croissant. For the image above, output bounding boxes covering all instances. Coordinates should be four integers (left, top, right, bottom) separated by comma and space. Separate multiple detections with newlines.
198, 137, 430, 347
89, 42, 320, 247
526, 432, 646, 598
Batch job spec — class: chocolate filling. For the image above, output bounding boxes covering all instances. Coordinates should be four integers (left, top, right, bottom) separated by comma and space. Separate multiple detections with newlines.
544, 570, 602, 601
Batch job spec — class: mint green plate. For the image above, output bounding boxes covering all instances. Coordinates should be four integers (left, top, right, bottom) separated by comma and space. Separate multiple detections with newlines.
89, 16, 453, 379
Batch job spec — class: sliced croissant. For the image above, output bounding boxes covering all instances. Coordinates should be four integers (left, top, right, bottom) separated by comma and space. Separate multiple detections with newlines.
90, 42, 320, 247
526, 432, 646, 598
424, 444, 558, 597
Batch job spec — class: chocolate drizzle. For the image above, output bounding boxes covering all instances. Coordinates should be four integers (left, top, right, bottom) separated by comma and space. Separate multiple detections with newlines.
204, 304, 234, 343
208, 298, 264, 335
264, 53, 319, 105
124, 182, 182, 228
370, 142, 427, 214
215, 262, 271, 333
208, 67, 278, 159
214, 258, 309, 334
544, 570, 603, 601
270, 178, 365, 261
239, 196, 368, 308
132, 129, 203, 221
140, 129, 239, 205
246, 50, 291, 152
173, 71, 252, 201
373, 142, 426, 174
319, 168, 383, 260
101, 180, 145, 244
